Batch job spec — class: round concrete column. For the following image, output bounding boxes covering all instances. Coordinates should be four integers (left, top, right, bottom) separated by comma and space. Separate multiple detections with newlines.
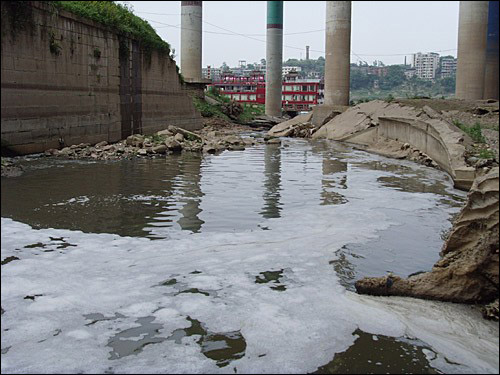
181, 1, 202, 81
265, 1, 284, 117
484, 1, 499, 99
456, 1, 489, 100
324, 1, 351, 107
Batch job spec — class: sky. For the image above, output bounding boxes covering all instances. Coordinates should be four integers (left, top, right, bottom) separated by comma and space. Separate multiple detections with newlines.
121, 1, 459, 68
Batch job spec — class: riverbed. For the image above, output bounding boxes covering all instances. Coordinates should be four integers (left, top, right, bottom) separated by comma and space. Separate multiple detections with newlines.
1, 138, 498, 374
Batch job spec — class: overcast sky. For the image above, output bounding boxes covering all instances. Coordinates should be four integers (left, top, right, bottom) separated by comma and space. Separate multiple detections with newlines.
121, 1, 459, 67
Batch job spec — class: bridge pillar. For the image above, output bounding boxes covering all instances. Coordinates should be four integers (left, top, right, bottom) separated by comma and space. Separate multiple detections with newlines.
324, 1, 351, 107
265, 1, 284, 117
181, 1, 203, 81
456, 1, 489, 100
484, 1, 499, 99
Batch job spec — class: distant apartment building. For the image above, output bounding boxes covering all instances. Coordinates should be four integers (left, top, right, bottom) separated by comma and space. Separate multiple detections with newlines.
440, 56, 457, 78
282, 66, 302, 77
202, 66, 222, 81
412, 52, 440, 80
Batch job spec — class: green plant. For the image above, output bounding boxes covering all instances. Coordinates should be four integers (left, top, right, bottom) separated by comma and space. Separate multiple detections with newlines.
52, 1, 170, 54
192, 97, 230, 120
146, 134, 167, 144
478, 149, 495, 159
49, 30, 62, 55
454, 121, 486, 143
206, 86, 230, 103
93, 47, 101, 59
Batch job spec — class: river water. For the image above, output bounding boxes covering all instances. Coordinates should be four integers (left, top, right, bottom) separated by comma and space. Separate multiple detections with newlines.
1, 138, 498, 374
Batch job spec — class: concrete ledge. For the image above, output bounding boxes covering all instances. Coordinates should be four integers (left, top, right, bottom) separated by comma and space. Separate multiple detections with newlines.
311, 104, 346, 128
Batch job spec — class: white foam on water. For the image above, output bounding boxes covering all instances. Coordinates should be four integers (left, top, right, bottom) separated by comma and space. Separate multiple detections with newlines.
1, 146, 496, 374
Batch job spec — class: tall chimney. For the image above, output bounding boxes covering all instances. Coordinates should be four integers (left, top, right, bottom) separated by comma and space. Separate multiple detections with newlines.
306, 45, 310, 60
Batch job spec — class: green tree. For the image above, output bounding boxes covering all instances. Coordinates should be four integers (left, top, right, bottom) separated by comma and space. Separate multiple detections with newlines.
350, 70, 375, 90
379, 65, 406, 90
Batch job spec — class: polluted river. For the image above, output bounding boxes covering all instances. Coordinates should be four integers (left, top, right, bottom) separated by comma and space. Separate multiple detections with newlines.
1, 137, 498, 374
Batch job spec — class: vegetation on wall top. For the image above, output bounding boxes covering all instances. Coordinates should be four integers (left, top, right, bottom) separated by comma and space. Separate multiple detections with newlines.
52, 1, 170, 54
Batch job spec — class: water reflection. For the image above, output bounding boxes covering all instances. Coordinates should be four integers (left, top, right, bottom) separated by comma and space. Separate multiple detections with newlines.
0, 156, 205, 239
172, 155, 204, 233
314, 329, 440, 374
260, 144, 282, 219
1, 139, 464, 246
321, 158, 348, 206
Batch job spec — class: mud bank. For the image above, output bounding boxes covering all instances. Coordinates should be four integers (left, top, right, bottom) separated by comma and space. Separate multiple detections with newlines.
356, 167, 499, 319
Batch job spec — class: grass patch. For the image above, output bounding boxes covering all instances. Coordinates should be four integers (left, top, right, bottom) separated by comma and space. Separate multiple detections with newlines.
453, 121, 486, 143
145, 134, 167, 145
193, 97, 230, 120
238, 103, 265, 123
478, 149, 495, 159
206, 86, 230, 103
193, 95, 264, 124
52, 1, 170, 54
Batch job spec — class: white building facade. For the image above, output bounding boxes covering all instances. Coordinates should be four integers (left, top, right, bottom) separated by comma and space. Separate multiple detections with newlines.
282, 66, 302, 77
440, 56, 457, 78
202, 66, 222, 81
412, 52, 440, 80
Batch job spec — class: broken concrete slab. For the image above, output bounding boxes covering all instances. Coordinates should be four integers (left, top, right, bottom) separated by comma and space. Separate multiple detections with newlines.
268, 112, 313, 137
311, 104, 346, 128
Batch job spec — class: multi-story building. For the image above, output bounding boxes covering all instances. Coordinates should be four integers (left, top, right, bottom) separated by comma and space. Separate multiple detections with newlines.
440, 56, 457, 78
412, 52, 440, 80
202, 65, 222, 81
282, 66, 302, 77
209, 71, 320, 113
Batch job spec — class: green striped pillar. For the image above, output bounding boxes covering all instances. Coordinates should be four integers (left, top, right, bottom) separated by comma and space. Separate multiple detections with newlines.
265, 1, 284, 117
267, 1, 283, 29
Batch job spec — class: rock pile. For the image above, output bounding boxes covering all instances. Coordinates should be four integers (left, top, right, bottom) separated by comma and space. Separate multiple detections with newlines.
1, 158, 23, 177
43, 125, 261, 161
220, 100, 244, 121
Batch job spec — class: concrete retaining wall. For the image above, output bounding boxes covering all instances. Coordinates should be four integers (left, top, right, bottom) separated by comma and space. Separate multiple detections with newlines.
376, 117, 475, 189
1, 1, 202, 155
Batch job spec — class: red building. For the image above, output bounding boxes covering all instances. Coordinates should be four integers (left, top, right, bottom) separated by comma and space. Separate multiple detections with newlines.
208, 70, 322, 113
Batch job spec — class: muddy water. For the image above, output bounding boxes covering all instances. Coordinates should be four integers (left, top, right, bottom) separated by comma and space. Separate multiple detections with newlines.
1, 138, 465, 281
2, 138, 497, 374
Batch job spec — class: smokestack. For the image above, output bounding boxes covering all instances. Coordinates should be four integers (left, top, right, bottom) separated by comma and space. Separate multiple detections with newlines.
306, 45, 310, 60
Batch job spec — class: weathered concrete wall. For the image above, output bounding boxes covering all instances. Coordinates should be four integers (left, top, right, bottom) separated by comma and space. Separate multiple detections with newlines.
376, 117, 476, 189
1, 2, 202, 155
